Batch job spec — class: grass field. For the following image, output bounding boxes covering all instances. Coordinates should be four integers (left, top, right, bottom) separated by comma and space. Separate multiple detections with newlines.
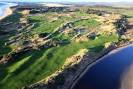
0, 10, 119, 89
74, 19, 101, 28
0, 34, 118, 89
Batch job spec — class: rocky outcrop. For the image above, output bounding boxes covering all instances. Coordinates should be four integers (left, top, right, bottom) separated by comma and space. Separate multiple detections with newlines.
114, 15, 128, 36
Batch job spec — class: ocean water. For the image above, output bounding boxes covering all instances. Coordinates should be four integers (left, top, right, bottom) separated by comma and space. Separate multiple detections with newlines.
73, 45, 133, 89
0, 3, 6, 16
0, 2, 17, 16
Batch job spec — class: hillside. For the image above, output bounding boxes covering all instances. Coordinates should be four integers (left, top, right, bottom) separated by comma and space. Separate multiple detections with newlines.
0, 5, 128, 89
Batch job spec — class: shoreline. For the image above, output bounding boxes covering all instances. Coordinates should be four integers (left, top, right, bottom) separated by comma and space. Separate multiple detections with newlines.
26, 15, 129, 89
27, 43, 122, 89
70, 43, 133, 89
0, 4, 133, 89
0, 7, 13, 20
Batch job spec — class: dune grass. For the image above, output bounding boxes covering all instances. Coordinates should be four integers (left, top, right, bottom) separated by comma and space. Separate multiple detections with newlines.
0, 33, 118, 89
0, 37, 12, 56
0, 12, 23, 56
0, 11, 119, 89
2, 12, 22, 23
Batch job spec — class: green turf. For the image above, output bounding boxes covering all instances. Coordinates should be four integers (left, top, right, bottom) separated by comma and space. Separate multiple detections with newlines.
0, 37, 12, 56
0, 33, 118, 89
29, 15, 68, 34
0, 11, 119, 89
74, 19, 101, 28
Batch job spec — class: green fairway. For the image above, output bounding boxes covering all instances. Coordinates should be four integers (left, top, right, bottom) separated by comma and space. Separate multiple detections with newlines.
74, 19, 101, 28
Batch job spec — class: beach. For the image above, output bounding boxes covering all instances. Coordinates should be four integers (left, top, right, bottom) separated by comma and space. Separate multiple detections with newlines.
0, 2, 17, 20
0, 7, 13, 20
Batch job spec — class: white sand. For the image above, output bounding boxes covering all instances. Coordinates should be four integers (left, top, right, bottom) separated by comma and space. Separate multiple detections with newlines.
0, 7, 12, 20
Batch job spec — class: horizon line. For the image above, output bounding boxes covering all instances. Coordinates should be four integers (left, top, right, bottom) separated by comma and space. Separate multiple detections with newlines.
0, 1, 133, 3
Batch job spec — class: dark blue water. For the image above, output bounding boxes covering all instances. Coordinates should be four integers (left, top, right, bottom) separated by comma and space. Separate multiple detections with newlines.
72, 45, 133, 89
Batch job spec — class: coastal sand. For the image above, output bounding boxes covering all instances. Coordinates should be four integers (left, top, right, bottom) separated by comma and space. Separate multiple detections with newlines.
0, 7, 12, 20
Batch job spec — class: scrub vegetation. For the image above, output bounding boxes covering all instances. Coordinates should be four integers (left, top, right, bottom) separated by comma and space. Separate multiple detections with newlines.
0, 6, 124, 89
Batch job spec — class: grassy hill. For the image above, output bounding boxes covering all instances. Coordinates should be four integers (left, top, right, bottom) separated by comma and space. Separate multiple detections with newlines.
0, 6, 124, 89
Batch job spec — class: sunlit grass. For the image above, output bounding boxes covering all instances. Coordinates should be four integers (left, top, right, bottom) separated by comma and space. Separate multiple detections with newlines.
0, 10, 119, 89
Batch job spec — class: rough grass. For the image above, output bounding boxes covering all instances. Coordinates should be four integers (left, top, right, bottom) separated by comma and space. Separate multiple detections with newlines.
0, 38, 12, 56
0, 33, 118, 89
28, 13, 96, 34
0, 11, 119, 89
2, 12, 22, 23
29, 15, 68, 34
0, 12, 23, 56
